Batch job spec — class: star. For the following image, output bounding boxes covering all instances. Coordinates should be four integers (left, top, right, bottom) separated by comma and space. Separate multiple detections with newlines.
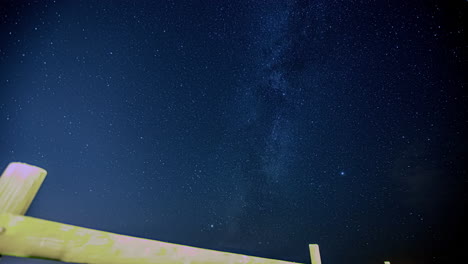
0, 1, 462, 263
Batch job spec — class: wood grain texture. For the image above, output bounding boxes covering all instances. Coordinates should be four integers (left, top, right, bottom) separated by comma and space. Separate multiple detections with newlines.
0, 162, 47, 215
0, 213, 302, 264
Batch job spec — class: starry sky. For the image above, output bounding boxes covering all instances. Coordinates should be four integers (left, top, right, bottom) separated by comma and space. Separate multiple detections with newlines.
0, 1, 466, 264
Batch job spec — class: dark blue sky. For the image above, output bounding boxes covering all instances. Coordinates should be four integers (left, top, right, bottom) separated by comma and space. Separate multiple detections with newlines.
0, 1, 466, 264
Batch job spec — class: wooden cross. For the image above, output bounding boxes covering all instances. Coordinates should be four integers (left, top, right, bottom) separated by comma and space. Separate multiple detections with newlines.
0, 162, 324, 264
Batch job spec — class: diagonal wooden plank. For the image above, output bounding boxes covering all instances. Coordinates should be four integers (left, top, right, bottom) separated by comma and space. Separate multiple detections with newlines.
0, 213, 302, 264
0, 162, 47, 215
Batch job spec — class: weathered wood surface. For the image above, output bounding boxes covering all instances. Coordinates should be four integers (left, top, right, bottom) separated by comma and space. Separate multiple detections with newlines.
0, 162, 47, 215
309, 244, 322, 264
0, 213, 302, 264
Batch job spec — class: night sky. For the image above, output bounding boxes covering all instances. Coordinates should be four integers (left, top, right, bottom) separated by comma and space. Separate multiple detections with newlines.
0, 1, 466, 264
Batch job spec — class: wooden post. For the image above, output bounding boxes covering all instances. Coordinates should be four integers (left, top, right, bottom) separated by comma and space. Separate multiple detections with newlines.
0, 162, 47, 215
309, 244, 322, 264
0, 162, 318, 264
0, 162, 303, 263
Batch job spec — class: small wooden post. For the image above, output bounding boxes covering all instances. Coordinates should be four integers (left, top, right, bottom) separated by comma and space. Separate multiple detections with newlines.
309, 244, 322, 264
0, 162, 47, 215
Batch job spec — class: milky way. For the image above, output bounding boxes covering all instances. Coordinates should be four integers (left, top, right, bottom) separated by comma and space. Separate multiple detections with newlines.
0, 1, 466, 264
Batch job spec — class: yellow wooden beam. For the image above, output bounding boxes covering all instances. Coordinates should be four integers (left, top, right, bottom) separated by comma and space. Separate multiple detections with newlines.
0, 213, 302, 264
0, 162, 47, 215
309, 244, 322, 264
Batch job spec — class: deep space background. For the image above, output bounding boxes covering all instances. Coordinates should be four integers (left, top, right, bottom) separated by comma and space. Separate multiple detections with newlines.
0, 1, 466, 264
